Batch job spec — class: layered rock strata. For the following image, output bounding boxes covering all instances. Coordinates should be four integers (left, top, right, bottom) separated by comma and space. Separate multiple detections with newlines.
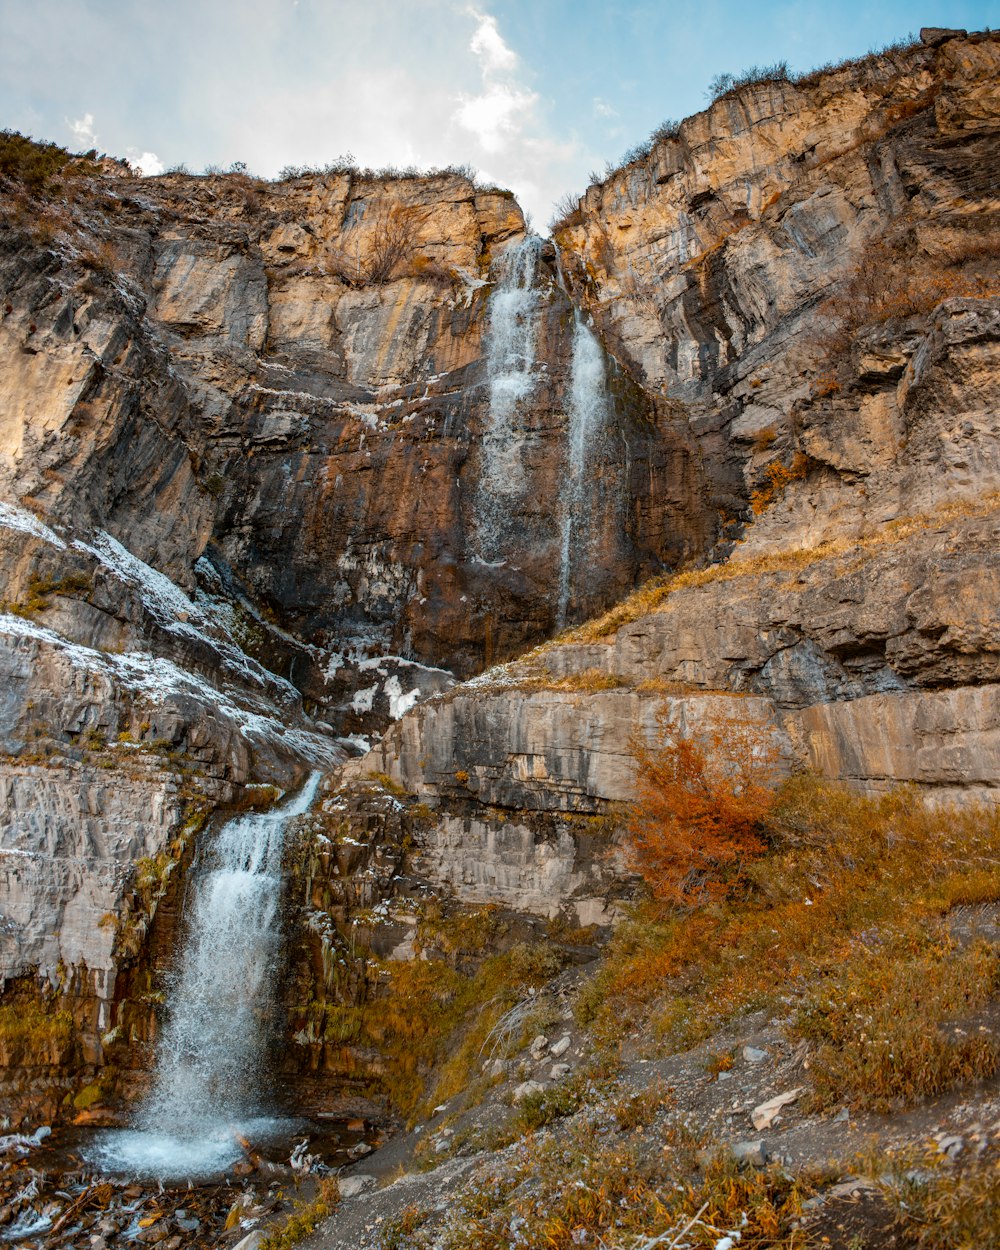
1, 29, 999, 1127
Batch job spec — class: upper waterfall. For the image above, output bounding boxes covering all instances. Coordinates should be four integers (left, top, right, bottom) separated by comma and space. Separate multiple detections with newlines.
475, 234, 544, 563
556, 307, 611, 628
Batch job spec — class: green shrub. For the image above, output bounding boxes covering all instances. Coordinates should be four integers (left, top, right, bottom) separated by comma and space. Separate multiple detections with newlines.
0, 129, 97, 191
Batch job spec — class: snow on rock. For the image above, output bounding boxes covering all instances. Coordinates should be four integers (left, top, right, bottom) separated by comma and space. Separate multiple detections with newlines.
76, 534, 301, 702
384, 674, 420, 720
351, 685, 379, 714
0, 501, 66, 549
0, 612, 340, 766
75, 530, 194, 619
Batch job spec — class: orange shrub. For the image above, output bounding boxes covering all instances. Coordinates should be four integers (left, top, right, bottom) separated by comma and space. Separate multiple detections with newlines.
627, 704, 780, 907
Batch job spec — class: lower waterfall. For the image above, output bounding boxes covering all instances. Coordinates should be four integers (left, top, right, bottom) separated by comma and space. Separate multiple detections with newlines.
88, 773, 322, 1179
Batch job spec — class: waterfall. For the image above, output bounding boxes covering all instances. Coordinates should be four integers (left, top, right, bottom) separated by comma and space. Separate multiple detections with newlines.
88, 774, 321, 1179
475, 235, 543, 562
556, 311, 610, 628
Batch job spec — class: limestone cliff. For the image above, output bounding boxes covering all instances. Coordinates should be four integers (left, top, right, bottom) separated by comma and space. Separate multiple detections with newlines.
308, 32, 1000, 1101
0, 153, 704, 1119
1, 28, 999, 1127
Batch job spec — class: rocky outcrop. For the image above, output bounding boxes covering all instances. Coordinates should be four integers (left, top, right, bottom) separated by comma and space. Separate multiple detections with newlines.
338, 32, 1000, 942
2, 30, 999, 1130
555, 31, 1000, 531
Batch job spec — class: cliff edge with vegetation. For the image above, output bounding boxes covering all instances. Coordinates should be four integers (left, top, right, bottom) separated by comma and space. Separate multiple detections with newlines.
0, 25, 999, 1250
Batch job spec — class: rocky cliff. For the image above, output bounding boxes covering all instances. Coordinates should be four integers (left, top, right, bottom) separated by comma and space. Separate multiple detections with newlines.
293, 27, 1000, 1109
0, 147, 714, 1113
1, 27, 998, 1128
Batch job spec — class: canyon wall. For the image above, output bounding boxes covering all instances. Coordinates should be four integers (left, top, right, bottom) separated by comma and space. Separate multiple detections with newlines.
305, 30, 1000, 1103
0, 151, 705, 1119
1, 27, 998, 1124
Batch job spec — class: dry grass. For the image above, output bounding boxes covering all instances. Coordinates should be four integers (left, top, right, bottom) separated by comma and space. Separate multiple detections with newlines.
318, 940, 566, 1120
514, 666, 625, 694
817, 226, 1000, 362
558, 491, 1000, 644
881, 1148, 1000, 1249
259, 1178, 339, 1250
423, 1116, 812, 1250
795, 931, 999, 1112
578, 776, 1000, 1112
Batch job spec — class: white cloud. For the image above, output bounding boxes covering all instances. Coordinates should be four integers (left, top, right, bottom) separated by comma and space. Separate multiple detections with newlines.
454, 9, 538, 153
69, 112, 97, 148
13, 2, 605, 232
468, 11, 518, 73
593, 97, 618, 118
454, 81, 538, 153
129, 149, 164, 176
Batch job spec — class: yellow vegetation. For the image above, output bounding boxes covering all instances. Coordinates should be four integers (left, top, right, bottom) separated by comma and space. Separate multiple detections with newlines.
627, 703, 780, 907
425, 1117, 813, 1249
0, 982, 75, 1060
320, 940, 564, 1120
749, 451, 810, 514
579, 776, 1000, 1112
259, 1178, 340, 1250
559, 491, 1000, 644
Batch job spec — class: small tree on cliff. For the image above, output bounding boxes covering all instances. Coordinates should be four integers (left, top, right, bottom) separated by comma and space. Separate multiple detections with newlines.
627, 702, 780, 908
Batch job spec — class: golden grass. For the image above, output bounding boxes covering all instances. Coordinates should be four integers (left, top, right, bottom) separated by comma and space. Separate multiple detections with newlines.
881, 1148, 1000, 1249
559, 491, 1000, 644
259, 1178, 340, 1250
427, 1117, 812, 1250
512, 666, 625, 693
318, 940, 566, 1121
579, 776, 1000, 1111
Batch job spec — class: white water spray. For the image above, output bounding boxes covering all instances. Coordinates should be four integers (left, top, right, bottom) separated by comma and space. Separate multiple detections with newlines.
476, 235, 543, 562
88, 774, 321, 1179
556, 312, 610, 627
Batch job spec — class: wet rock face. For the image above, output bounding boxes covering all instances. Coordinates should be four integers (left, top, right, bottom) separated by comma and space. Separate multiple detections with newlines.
277, 773, 626, 1115
556, 32, 1000, 526
0, 166, 710, 743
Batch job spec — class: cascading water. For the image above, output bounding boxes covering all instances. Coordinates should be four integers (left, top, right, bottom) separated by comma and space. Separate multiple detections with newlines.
475, 234, 544, 563
556, 310, 610, 628
88, 774, 321, 1179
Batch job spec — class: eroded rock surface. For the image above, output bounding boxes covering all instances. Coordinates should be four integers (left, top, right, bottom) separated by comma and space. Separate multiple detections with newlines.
1, 31, 999, 1132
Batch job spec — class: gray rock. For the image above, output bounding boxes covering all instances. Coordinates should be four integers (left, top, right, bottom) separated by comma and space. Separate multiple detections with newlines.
231, 1234, 265, 1250
743, 1046, 768, 1063
920, 27, 967, 45
512, 1080, 546, 1104
550, 1035, 572, 1057
338, 1173, 376, 1198
550, 1063, 572, 1079
731, 1140, 768, 1167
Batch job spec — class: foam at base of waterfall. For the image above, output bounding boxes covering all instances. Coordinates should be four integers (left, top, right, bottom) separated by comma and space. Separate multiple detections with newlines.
85, 1116, 293, 1180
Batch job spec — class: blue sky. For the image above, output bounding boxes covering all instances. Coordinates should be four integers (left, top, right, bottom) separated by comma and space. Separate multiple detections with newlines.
2, 1, 996, 224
